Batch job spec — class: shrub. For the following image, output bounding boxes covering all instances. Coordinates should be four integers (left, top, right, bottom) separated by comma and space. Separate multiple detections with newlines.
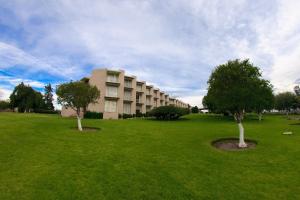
150, 106, 189, 120
122, 114, 133, 119
136, 111, 143, 118
84, 111, 103, 119
191, 106, 199, 113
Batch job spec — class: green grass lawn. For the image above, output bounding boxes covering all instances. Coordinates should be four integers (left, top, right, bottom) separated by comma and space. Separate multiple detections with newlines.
0, 113, 300, 200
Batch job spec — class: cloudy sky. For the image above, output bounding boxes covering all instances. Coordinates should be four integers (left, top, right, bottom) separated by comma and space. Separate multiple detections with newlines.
0, 0, 300, 107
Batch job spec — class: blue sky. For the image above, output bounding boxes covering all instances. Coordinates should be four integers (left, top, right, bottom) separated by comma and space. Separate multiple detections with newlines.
0, 0, 300, 107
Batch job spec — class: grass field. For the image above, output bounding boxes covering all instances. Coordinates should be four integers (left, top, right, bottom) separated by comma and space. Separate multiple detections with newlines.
0, 113, 300, 200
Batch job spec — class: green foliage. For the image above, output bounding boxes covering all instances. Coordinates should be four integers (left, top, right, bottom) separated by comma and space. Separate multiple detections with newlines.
251, 79, 274, 114
0, 100, 10, 110
34, 109, 59, 114
56, 81, 100, 116
84, 111, 103, 119
150, 106, 189, 120
275, 92, 298, 112
44, 84, 54, 111
9, 82, 45, 112
119, 114, 134, 119
203, 59, 273, 121
191, 106, 199, 113
294, 86, 300, 96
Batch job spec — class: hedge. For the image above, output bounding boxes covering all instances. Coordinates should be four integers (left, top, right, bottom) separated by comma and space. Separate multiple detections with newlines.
84, 111, 103, 119
149, 106, 190, 120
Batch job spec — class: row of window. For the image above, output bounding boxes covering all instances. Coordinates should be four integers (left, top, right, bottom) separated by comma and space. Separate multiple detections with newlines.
104, 100, 168, 113
105, 100, 132, 114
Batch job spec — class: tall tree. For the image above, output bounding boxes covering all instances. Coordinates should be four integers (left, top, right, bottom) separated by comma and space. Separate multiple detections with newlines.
274, 92, 298, 115
203, 59, 272, 148
10, 82, 44, 112
56, 81, 100, 131
44, 84, 54, 111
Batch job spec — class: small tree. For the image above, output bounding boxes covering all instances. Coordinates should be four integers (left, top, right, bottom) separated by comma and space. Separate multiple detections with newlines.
56, 81, 100, 131
275, 92, 298, 115
44, 84, 54, 111
191, 106, 199, 113
204, 59, 271, 148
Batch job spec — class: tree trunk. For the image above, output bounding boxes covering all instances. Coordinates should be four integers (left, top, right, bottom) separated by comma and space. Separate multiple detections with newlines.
76, 108, 83, 131
238, 122, 247, 148
235, 111, 247, 148
258, 113, 262, 121
77, 115, 83, 131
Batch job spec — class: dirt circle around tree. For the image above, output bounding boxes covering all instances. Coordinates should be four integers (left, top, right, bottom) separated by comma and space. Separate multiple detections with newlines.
71, 127, 101, 132
212, 138, 257, 151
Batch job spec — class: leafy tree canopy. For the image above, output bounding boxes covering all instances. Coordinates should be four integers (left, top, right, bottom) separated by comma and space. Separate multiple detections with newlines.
9, 82, 45, 112
191, 106, 199, 113
44, 83, 54, 111
203, 59, 273, 118
275, 92, 298, 112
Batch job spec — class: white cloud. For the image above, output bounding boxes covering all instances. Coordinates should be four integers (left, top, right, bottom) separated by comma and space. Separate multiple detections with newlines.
179, 95, 204, 108
0, 75, 45, 88
0, 88, 12, 100
0, 0, 300, 107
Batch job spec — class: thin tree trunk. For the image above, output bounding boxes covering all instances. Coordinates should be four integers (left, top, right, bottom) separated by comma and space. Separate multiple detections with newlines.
76, 108, 83, 131
258, 113, 262, 121
77, 115, 83, 131
235, 111, 247, 148
238, 122, 247, 147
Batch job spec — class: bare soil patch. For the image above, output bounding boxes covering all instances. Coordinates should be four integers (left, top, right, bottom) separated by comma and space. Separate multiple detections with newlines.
212, 138, 257, 151
71, 127, 101, 132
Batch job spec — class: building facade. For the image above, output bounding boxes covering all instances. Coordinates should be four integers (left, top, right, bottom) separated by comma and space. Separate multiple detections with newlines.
61, 68, 189, 119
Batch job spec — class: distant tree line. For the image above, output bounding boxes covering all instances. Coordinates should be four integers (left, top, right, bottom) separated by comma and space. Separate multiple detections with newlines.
0, 82, 56, 113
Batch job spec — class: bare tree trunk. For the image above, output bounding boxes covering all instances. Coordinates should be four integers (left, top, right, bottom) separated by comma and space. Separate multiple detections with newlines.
258, 113, 262, 121
76, 108, 83, 131
238, 122, 247, 147
235, 111, 247, 148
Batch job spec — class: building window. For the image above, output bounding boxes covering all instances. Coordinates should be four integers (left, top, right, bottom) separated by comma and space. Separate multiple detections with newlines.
105, 100, 117, 112
136, 94, 142, 103
124, 91, 131, 100
106, 86, 118, 97
123, 103, 131, 114
146, 88, 150, 95
137, 84, 142, 91
107, 74, 119, 82
125, 80, 132, 88
146, 97, 151, 105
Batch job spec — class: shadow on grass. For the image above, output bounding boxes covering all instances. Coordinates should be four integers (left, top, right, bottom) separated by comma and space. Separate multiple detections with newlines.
289, 123, 300, 126
145, 117, 191, 122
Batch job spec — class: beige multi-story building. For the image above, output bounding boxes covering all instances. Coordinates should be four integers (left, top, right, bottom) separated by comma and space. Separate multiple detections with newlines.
61, 68, 189, 119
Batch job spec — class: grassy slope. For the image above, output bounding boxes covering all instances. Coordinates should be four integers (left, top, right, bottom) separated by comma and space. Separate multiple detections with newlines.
0, 113, 299, 200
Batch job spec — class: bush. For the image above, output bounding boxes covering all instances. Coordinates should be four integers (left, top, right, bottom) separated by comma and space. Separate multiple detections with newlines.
84, 111, 103, 119
150, 106, 189, 120
191, 106, 199, 113
34, 109, 59, 114
136, 111, 143, 118
122, 114, 133, 119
